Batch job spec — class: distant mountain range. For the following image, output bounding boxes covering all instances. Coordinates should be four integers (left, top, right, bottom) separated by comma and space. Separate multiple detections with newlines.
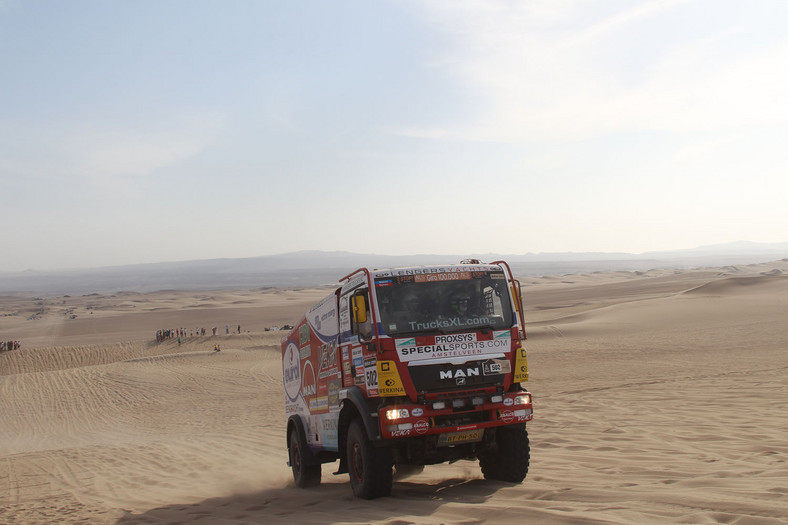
2, 241, 787, 294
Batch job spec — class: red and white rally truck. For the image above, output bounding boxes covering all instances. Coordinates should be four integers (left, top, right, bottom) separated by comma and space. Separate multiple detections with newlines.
281, 260, 532, 498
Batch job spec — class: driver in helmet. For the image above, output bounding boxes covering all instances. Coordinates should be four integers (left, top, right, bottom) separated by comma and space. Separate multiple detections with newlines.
449, 291, 474, 320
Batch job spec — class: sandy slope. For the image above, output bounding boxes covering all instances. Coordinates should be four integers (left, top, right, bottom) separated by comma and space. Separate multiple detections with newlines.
1, 261, 787, 524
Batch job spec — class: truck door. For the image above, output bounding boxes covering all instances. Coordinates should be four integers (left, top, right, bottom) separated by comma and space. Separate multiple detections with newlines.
338, 288, 376, 394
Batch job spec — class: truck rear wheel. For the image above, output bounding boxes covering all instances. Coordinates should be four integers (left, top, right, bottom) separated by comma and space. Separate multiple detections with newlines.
290, 430, 321, 488
479, 425, 530, 483
346, 419, 392, 499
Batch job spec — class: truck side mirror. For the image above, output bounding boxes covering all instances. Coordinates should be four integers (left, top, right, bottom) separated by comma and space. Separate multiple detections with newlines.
352, 295, 367, 324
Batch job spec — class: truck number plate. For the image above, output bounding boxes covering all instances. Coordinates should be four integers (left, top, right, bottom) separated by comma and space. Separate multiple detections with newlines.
438, 429, 484, 446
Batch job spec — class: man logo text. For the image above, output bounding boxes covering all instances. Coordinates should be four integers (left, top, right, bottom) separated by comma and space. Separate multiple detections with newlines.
439, 367, 480, 380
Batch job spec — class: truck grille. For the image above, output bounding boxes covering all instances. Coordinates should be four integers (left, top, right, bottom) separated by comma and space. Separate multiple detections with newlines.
408, 358, 505, 394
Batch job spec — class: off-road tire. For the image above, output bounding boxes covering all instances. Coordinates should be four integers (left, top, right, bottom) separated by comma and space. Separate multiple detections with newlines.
346, 419, 393, 499
479, 425, 530, 482
290, 430, 321, 488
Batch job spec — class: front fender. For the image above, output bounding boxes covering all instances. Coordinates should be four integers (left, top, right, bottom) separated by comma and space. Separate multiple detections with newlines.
340, 386, 381, 441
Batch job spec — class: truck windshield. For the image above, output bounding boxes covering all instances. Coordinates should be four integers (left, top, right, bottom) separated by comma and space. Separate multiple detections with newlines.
374, 270, 514, 336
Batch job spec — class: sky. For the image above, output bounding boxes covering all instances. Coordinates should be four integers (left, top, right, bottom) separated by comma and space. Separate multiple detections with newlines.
1, 0, 787, 272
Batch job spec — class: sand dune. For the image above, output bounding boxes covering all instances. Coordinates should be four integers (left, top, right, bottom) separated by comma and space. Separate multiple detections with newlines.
1, 261, 787, 524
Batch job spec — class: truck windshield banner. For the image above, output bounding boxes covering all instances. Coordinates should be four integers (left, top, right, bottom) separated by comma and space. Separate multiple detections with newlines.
396, 331, 511, 362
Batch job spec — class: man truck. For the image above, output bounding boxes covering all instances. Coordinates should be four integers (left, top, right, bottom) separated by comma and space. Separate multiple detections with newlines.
281, 260, 532, 498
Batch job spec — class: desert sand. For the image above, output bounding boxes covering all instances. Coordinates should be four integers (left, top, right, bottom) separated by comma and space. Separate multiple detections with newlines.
1, 261, 787, 524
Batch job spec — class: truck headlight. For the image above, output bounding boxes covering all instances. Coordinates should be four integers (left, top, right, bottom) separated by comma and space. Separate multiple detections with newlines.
385, 408, 410, 420
432, 401, 446, 410
514, 394, 531, 405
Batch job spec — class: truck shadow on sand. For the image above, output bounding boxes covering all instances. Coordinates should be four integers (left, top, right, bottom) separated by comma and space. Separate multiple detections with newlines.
115, 477, 506, 524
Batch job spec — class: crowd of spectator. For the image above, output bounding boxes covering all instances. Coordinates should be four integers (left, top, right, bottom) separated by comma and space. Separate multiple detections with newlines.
155, 325, 242, 343
1, 340, 21, 352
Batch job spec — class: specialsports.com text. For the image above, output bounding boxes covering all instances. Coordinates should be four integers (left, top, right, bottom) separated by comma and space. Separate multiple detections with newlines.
398, 338, 509, 357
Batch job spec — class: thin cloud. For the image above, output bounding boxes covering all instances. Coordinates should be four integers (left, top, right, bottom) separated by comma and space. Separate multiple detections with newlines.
395, 1, 788, 143
562, 0, 691, 50
69, 133, 203, 179
27, 110, 225, 197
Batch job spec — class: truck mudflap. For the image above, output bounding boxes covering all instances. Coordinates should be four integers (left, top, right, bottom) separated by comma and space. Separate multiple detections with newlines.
378, 391, 533, 440
287, 415, 319, 466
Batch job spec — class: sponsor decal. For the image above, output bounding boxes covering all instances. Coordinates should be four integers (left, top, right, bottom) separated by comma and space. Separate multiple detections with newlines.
414, 419, 430, 434
414, 271, 472, 282
503, 397, 514, 406
456, 424, 478, 432
514, 346, 529, 382
396, 338, 416, 348
364, 356, 379, 394
308, 396, 329, 412
299, 324, 310, 345
482, 358, 511, 376
397, 337, 511, 362
339, 296, 350, 333
283, 342, 302, 402
321, 416, 339, 449
319, 341, 337, 371
377, 360, 405, 396
302, 361, 316, 397
318, 366, 339, 380
435, 333, 475, 344
299, 345, 311, 360
327, 379, 341, 407
391, 429, 412, 437
412, 407, 424, 417
500, 409, 514, 423
391, 266, 489, 277
342, 359, 353, 386
405, 316, 500, 332
308, 296, 339, 343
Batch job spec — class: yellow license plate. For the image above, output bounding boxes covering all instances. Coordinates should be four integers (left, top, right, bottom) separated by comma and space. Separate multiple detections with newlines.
438, 429, 484, 446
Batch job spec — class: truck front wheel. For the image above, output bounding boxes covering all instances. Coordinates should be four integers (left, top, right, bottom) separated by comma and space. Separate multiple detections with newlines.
346, 419, 393, 499
289, 430, 321, 488
479, 425, 530, 483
